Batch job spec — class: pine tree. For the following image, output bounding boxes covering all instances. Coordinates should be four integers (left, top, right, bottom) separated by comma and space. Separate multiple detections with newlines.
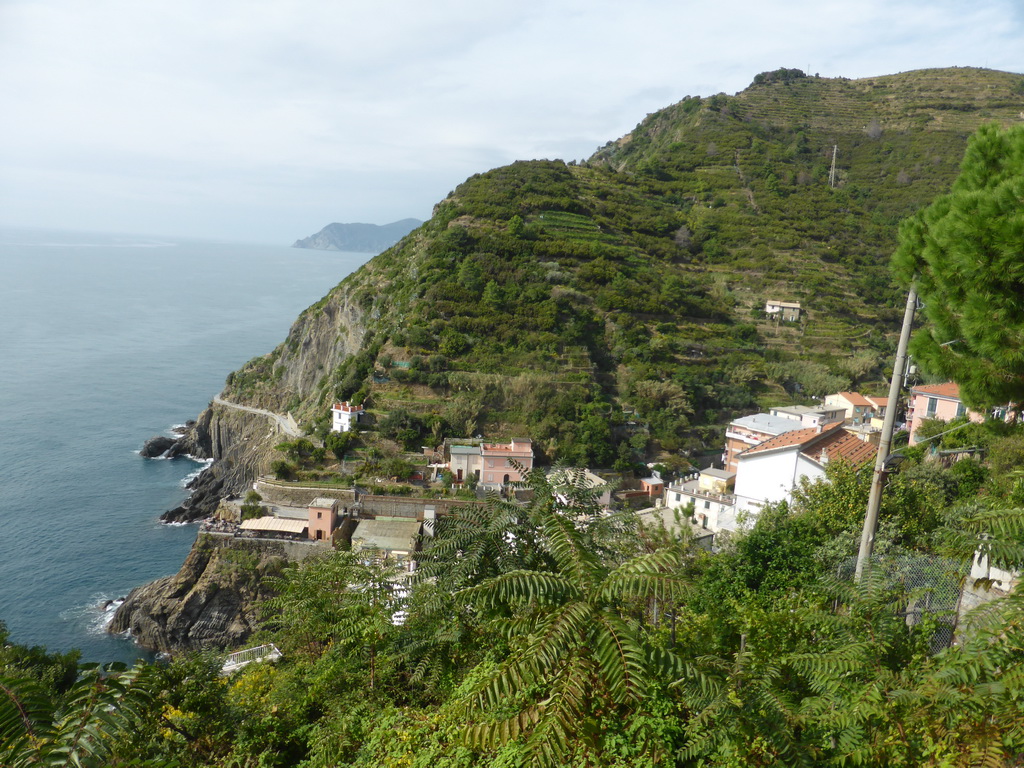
891, 123, 1024, 408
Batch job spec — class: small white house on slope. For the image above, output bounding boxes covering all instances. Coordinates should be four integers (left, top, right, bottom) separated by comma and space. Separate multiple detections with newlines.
725, 423, 877, 531
331, 401, 364, 433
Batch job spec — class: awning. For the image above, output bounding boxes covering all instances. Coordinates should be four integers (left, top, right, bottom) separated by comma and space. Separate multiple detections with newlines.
240, 516, 308, 535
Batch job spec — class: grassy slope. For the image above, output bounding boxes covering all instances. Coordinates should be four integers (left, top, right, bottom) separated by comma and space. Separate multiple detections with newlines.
226, 67, 1024, 465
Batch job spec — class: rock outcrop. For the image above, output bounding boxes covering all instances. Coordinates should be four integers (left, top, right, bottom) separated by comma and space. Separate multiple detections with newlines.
139, 435, 176, 458
108, 535, 292, 653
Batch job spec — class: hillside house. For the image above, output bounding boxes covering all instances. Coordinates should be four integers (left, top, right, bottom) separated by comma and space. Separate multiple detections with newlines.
330, 401, 364, 433
726, 424, 877, 531
824, 392, 877, 426
765, 300, 802, 322
664, 468, 736, 531
906, 383, 984, 445
448, 443, 482, 484
480, 439, 534, 490
724, 413, 807, 472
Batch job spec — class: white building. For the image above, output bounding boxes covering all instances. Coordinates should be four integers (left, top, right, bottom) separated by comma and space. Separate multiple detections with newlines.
727, 423, 876, 530
663, 468, 736, 532
764, 300, 802, 322
331, 401, 364, 433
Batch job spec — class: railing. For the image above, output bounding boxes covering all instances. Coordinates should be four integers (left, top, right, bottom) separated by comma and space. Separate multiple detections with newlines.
221, 643, 283, 675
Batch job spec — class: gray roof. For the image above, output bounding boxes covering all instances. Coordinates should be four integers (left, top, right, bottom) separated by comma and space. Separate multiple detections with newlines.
310, 497, 338, 509
450, 444, 481, 455
351, 519, 422, 553
730, 413, 807, 436
701, 468, 736, 480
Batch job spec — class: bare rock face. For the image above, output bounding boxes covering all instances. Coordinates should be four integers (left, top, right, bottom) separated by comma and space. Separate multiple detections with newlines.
160, 405, 285, 523
108, 536, 288, 653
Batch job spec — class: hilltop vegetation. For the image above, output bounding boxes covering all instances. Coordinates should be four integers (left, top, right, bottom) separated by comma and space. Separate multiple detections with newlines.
226, 67, 1024, 466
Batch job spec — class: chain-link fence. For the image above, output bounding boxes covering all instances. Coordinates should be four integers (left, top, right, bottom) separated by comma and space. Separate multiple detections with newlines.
839, 554, 968, 652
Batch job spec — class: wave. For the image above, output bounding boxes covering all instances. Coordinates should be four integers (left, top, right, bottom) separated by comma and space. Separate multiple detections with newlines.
60, 595, 126, 636
179, 458, 214, 487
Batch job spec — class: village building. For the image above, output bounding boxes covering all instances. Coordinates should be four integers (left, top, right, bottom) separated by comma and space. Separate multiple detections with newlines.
824, 391, 878, 426
239, 516, 309, 538
906, 382, 985, 445
448, 443, 482, 484
764, 300, 802, 322
724, 412, 807, 472
769, 404, 846, 428
307, 497, 339, 542
330, 401, 364, 433
639, 474, 664, 498
663, 468, 736, 531
727, 423, 877, 530
479, 438, 534, 490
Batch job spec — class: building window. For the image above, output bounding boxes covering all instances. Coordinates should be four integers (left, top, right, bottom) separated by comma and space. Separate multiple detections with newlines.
926, 397, 938, 417
956, 402, 966, 419
317, 512, 322, 519
704, 500, 711, 509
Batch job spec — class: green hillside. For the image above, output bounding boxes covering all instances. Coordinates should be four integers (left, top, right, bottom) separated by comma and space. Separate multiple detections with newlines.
226, 67, 1024, 466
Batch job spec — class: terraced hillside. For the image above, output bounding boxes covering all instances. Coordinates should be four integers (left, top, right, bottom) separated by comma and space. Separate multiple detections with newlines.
222, 67, 1024, 466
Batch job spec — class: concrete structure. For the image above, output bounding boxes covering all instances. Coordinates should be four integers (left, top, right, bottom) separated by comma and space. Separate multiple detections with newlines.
330, 401, 364, 433
480, 438, 534, 489
728, 424, 877, 530
664, 468, 736, 531
307, 497, 339, 542
765, 300, 802, 322
350, 518, 422, 566
906, 382, 984, 445
724, 413, 806, 472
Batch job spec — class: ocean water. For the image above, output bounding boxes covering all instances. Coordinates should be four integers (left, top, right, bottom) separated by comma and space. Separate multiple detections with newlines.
0, 227, 369, 663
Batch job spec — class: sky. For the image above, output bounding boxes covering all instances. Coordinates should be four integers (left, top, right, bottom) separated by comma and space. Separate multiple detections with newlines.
1, 0, 1022, 245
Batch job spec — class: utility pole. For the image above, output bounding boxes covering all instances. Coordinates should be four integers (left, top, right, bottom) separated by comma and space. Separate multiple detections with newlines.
828, 145, 838, 188
855, 285, 918, 581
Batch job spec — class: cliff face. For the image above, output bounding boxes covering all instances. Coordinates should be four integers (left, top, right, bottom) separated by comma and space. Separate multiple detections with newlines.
109, 536, 294, 653
161, 404, 292, 522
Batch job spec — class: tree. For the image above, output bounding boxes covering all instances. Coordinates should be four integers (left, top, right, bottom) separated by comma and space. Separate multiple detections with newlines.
891, 123, 1024, 409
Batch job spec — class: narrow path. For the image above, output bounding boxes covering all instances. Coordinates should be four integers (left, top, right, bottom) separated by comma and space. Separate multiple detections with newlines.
213, 396, 302, 437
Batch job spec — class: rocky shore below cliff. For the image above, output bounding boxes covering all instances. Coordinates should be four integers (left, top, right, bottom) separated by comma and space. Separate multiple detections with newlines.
108, 535, 293, 653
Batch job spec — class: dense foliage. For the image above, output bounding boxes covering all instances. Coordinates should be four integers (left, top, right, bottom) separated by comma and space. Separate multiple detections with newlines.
5, 444, 1024, 766
225, 67, 1024, 466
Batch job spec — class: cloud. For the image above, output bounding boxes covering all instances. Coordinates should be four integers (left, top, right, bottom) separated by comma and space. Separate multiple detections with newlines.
0, 0, 1022, 242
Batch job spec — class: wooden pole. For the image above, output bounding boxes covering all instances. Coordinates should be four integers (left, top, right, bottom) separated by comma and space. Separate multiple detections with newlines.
855, 285, 917, 581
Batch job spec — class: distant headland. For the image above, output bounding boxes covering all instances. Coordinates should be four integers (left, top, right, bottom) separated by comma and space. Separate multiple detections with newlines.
292, 218, 422, 252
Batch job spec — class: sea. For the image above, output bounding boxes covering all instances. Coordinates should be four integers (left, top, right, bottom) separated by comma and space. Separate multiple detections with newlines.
0, 227, 370, 663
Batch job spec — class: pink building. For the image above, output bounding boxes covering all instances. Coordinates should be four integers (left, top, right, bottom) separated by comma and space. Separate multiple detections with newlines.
906, 383, 984, 445
480, 438, 533, 489
307, 497, 339, 542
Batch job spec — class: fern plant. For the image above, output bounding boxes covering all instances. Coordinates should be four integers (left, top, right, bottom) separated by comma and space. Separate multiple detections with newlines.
451, 468, 687, 767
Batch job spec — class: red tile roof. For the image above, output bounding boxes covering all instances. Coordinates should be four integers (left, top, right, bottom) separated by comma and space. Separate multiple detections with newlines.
911, 382, 961, 400
738, 423, 876, 466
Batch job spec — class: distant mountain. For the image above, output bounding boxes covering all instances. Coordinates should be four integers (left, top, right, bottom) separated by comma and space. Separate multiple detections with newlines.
292, 218, 422, 252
